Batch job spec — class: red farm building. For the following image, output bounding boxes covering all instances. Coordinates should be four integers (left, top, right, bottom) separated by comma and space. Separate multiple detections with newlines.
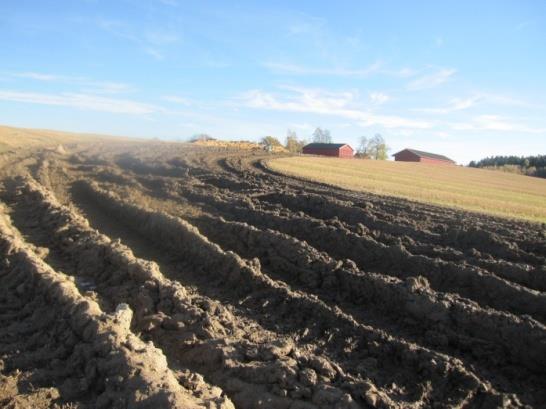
302, 143, 354, 158
393, 148, 455, 165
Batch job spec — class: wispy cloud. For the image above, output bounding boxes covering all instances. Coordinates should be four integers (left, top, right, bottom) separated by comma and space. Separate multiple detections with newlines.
158, 0, 179, 6
369, 92, 390, 105
434, 131, 450, 139
514, 20, 534, 32
264, 61, 424, 80
143, 47, 164, 60
478, 92, 544, 110
406, 68, 456, 91
393, 67, 418, 78
451, 115, 546, 133
288, 123, 314, 131
10, 71, 133, 94
162, 95, 192, 105
14, 72, 59, 81
97, 18, 178, 60
240, 86, 432, 129
415, 92, 544, 114
0, 90, 160, 114
414, 96, 480, 114
83, 82, 134, 94
263, 61, 383, 77
286, 14, 325, 36
144, 31, 179, 45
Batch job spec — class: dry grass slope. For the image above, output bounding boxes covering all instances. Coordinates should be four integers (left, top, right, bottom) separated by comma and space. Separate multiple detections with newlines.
268, 156, 546, 223
0, 124, 133, 151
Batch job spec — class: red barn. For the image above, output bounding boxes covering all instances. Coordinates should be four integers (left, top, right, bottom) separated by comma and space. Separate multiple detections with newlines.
393, 148, 455, 165
302, 143, 354, 158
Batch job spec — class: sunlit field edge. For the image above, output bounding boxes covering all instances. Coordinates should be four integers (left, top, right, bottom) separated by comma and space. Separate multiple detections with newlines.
267, 156, 546, 223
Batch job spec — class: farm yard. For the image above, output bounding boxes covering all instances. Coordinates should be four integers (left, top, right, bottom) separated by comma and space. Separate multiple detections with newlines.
1, 135, 546, 408
268, 156, 546, 223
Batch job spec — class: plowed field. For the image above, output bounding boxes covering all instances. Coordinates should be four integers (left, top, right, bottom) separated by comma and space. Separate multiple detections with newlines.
1, 140, 545, 408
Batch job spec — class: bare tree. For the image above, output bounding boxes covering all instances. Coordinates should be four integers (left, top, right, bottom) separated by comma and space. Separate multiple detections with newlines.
356, 134, 389, 159
368, 134, 389, 160
312, 127, 332, 143
285, 129, 305, 153
357, 136, 370, 158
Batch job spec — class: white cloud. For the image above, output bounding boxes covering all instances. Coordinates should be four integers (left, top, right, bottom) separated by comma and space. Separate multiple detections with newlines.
406, 68, 456, 91
415, 92, 544, 114
394, 67, 418, 78
264, 61, 425, 81
162, 95, 192, 105
85, 82, 134, 94
97, 18, 176, 60
414, 96, 480, 114
240, 87, 432, 129
288, 123, 314, 131
288, 22, 318, 35
369, 92, 390, 105
391, 129, 415, 137
450, 115, 546, 133
158, 0, 179, 6
478, 92, 544, 109
514, 20, 534, 32
0, 90, 160, 114
434, 131, 450, 139
14, 72, 59, 81
144, 47, 164, 60
144, 31, 179, 45
263, 61, 383, 77
286, 15, 325, 36
10, 71, 133, 94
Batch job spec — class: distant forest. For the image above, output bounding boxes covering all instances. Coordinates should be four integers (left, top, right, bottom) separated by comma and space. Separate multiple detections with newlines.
468, 155, 546, 179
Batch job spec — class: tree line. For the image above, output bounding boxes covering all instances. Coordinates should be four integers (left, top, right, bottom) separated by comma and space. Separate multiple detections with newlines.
468, 155, 546, 178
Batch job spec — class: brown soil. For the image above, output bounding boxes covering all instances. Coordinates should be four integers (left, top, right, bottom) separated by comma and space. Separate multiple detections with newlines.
0, 141, 545, 408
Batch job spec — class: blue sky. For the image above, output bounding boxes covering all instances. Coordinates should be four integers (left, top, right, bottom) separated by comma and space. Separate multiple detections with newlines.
1, 0, 545, 164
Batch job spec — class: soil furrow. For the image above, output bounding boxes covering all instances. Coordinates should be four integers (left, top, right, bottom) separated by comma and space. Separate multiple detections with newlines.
169, 185, 546, 323
0, 204, 213, 409
4, 177, 398, 409
254, 192, 546, 292
191, 214, 546, 374
87, 173, 546, 384
257, 192, 544, 265
73, 178, 513, 408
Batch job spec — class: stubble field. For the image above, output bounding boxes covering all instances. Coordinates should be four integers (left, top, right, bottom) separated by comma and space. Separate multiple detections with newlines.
268, 156, 546, 223
0, 136, 545, 408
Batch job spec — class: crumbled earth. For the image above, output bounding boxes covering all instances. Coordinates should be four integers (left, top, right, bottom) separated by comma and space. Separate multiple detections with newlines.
0, 141, 545, 408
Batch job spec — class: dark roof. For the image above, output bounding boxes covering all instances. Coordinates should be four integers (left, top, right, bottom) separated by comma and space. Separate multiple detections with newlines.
393, 148, 454, 162
303, 143, 351, 150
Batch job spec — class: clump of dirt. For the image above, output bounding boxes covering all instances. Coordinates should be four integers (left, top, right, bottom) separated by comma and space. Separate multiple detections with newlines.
54, 144, 67, 155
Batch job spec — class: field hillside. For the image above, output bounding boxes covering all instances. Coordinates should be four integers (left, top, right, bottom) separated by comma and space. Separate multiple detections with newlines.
268, 156, 546, 223
0, 124, 133, 151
